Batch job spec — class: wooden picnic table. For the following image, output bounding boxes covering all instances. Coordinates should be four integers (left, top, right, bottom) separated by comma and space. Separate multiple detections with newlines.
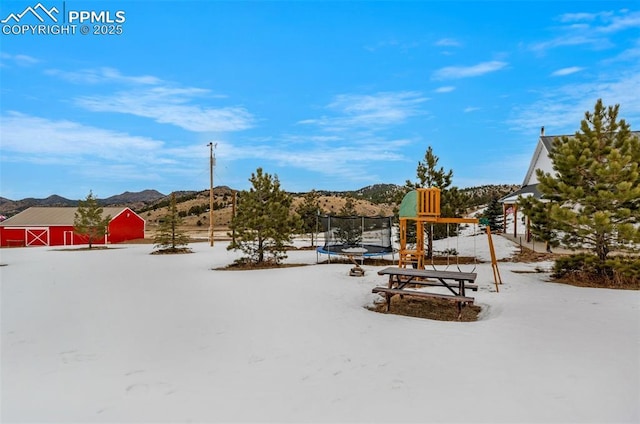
373, 267, 477, 317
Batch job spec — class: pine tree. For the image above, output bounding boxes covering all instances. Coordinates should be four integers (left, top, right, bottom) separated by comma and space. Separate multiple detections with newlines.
405, 146, 453, 198
334, 196, 362, 247
519, 196, 559, 253
228, 168, 301, 265
153, 193, 190, 251
74, 190, 111, 248
523, 99, 640, 264
295, 190, 320, 246
482, 197, 504, 233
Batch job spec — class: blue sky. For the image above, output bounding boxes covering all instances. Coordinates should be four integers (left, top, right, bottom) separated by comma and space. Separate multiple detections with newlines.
1, 1, 639, 200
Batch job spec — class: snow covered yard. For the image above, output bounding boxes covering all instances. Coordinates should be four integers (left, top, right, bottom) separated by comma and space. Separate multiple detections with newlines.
1, 238, 638, 423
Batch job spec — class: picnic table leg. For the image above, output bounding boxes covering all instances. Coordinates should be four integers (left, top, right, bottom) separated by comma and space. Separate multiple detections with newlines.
460, 280, 468, 319
385, 276, 394, 311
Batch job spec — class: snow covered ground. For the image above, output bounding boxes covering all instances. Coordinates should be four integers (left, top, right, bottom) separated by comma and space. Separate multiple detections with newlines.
1, 235, 638, 423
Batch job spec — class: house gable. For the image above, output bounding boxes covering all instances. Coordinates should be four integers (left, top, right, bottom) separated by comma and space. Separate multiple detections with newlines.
522, 140, 555, 186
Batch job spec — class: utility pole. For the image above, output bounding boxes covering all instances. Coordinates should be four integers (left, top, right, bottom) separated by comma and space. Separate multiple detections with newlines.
208, 142, 216, 246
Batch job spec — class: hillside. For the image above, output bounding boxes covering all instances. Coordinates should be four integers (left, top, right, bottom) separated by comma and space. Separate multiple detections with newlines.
1, 184, 520, 223
460, 184, 520, 207
0, 195, 77, 217
102, 190, 165, 207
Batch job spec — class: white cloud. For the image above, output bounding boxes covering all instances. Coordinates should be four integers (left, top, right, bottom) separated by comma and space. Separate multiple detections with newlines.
551, 66, 584, 76
220, 136, 411, 183
558, 12, 603, 23
464, 107, 480, 113
0, 112, 163, 161
557, 10, 635, 27
435, 38, 461, 47
45, 67, 162, 85
531, 9, 640, 53
605, 40, 640, 63
595, 10, 640, 33
0, 52, 39, 66
0, 112, 213, 185
44, 67, 250, 132
364, 39, 425, 52
299, 91, 428, 131
280, 91, 427, 182
435, 86, 455, 93
529, 35, 612, 52
432, 61, 507, 80
75, 87, 254, 132
507, 69, 640, 134
230, 91, 425, 183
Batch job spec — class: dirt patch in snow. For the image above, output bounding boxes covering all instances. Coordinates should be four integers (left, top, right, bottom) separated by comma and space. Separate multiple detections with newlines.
368, 295, 482, 322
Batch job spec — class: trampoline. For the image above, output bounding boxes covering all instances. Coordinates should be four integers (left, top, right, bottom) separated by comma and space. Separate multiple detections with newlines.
316, 215, 395, 263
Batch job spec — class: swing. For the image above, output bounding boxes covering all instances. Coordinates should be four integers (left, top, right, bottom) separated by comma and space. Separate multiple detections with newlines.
430, 223, 454, 271
454, 222, 478, 273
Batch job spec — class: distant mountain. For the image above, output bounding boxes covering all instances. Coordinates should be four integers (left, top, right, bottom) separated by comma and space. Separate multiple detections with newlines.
0, 190, 167, 217
0, 195, 76, 216
306, 184, 403, 205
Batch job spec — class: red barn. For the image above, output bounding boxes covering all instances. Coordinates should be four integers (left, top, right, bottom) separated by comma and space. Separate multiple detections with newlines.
0, 207, 145, 247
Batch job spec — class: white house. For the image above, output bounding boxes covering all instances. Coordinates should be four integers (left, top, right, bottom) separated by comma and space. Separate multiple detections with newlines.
500, 127, 640, 240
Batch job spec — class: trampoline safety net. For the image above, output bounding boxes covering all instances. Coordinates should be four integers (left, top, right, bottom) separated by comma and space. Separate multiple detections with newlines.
317, 215, 394, 257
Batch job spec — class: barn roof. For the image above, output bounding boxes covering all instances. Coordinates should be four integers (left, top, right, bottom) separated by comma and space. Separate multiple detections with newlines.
0, 207, 136, 226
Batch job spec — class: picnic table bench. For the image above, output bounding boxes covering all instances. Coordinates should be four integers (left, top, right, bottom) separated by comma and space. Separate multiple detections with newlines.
373, 267, 477, 317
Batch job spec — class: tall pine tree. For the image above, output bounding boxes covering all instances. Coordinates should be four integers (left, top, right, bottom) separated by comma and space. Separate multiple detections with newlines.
482, 197, 504, 233
295, 190, 320, 246
228, 168, 301, 265
74, 191, 110, 249
335, 196, 362, 247
522, 99, 640, 264
153, 193, 190, 252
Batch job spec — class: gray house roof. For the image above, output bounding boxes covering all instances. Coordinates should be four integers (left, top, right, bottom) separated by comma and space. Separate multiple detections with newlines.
539, 135, 556, 153
0, 207, 136, 227
499, 184, 541, 204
